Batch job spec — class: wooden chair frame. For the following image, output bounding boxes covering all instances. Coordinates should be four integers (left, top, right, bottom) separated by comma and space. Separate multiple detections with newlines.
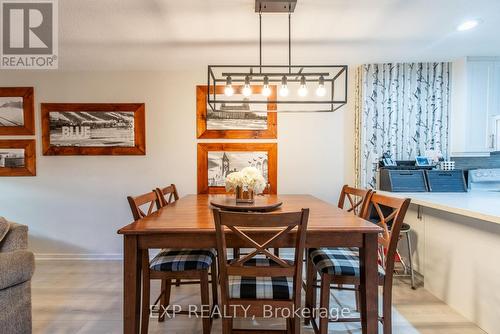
213, 208, 309, 334
155, 184, 179, 207
305, 192, 410, 334
154, 184, 183, 286
127, 191, 158, 221
303, 185, 372, 323
337, 184, 372, 215
128, 189, 218, 334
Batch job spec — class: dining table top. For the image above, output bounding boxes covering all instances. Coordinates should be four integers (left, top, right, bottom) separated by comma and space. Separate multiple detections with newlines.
117, 194, 382, 235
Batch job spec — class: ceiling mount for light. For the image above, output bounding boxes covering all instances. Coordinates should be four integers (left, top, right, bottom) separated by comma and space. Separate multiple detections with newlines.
207, 0, 348, 113
255, 0, 297, 13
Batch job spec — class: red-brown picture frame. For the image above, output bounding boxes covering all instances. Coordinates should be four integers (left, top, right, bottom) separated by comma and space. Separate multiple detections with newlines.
41, 103, 146, 156
196, 85, 277, 139
197, 143, 277, 194
0, 140, 36, 176
0, 87, 35, 135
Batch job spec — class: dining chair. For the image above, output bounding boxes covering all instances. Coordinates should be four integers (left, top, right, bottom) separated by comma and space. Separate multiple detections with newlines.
155, 184, 179, 207
337, 184, 373, 215
127, 191, 159, 222
303, 184, 372, 323
155, 184, 182, 286
366, 202, 416, 289
305, 193, 410, 334
213, 208, 310, 334
128, 190, 218, 334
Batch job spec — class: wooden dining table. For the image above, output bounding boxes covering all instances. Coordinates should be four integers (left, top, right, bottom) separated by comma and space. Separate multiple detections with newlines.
118, 194, 383, 334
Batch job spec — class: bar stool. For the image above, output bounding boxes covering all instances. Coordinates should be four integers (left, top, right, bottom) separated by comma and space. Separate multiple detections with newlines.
394, 222, 416, 289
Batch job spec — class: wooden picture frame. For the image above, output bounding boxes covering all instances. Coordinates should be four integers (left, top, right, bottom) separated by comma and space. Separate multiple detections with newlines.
0, 87, 35, 135
196, 85, 277, 139
197, 143, 277, 194
41, 103, 146, 156
0, 140, 36, 176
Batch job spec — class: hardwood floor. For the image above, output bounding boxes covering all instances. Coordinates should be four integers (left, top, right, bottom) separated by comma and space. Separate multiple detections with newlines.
32, 260, 486, 334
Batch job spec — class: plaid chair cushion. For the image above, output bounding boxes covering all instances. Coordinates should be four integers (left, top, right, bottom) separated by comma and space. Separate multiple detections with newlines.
150, 248, 216, 272
310, 248, 385, 277
228, 258, 293, 300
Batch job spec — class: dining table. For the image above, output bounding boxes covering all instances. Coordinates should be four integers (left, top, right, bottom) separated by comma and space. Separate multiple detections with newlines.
117, 194, 383, 334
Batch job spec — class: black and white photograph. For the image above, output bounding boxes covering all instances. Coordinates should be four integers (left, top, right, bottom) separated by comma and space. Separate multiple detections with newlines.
197, 86, 277, 139
0, 97, 24, 127
49, 111, 135, 147
207, 99, 268, 130
208, 151, 268, 186
0, 148, 25, 168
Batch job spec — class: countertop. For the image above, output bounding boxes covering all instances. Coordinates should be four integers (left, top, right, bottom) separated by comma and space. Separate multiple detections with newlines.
378, 190, 500, 225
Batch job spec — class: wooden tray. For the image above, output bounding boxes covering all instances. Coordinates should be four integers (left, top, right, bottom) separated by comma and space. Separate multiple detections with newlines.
210, 196, 283, 212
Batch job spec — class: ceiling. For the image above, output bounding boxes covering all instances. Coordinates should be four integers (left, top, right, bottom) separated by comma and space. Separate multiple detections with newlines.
58, 0, 500, 70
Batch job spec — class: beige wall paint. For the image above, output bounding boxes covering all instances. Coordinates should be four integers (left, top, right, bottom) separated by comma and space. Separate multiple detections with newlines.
0, 69, 356, 256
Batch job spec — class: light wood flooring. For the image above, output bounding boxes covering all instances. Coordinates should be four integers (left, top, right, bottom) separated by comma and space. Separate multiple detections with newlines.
32, 260, 486, 334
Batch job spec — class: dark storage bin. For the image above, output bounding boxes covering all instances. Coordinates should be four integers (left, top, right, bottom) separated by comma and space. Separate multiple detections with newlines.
379, 169, 428, 192
426, 170, 467, 192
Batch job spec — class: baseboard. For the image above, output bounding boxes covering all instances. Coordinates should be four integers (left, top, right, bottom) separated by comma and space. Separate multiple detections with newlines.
35, 253, 123, 260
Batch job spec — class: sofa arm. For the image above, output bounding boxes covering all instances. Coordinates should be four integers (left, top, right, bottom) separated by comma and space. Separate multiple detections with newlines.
0, 223, 28, 252
0, 250, 35, 290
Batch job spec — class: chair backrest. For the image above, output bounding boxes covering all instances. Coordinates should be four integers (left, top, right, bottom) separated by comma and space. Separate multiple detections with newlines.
337, 185, 372, 216
212, 208, 309, 303
155, 184, 179, 208
360, 193, 410, 276
127, 191, 159, 221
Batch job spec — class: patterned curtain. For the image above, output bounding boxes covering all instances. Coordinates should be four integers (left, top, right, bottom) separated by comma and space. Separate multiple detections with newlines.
356, 63, 451, 189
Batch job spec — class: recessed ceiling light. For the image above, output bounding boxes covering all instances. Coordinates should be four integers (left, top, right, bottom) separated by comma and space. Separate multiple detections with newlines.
457, 19, 481, 32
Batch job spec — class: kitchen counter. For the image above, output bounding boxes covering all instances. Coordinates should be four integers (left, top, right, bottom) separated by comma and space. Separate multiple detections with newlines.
378, 190, 500, 334
378, 190, 500, 224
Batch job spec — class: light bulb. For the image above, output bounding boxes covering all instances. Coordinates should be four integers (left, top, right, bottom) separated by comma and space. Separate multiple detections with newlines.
298, 76, 308, 97
242, 86, 251, 97
262, 76, 271, 97
316, 86, 326, 96
279, 85, 289, 97
224, 76, 234, 96
279, 76, 289, 97
242, 76, 252, 97
224, 85, 234, 96
262, 86, 272, 97
316, 75, 326, 97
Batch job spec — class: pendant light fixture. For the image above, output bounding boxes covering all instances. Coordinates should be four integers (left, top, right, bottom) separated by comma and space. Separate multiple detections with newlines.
207, 0, 348, 113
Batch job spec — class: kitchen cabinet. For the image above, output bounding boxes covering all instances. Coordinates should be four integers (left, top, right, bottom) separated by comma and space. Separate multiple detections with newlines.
451, 57, 500, 156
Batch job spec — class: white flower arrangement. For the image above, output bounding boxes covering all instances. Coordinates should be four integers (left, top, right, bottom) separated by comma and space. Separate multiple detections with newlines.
225, 166, 267, 194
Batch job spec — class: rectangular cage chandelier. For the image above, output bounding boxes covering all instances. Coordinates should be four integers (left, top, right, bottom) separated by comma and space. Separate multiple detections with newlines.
207, 0, 348, 113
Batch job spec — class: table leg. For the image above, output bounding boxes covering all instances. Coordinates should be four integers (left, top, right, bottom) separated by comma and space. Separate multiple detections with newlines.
124, 235, 142, 334
359, 233, 379, 334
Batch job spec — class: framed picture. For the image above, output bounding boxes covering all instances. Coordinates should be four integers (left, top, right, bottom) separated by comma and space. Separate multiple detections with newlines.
0, 87, 35, 135
0, 140, 36, 176
41, 103, 146, 156
196, 85, 277, 139
197, 143, 277, 194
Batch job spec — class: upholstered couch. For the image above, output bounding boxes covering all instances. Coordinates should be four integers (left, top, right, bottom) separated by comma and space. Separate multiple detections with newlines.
0, 218, 35, 334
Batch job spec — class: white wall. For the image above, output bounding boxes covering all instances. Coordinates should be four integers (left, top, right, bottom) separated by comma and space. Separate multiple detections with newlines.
0, 69, 356, 257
